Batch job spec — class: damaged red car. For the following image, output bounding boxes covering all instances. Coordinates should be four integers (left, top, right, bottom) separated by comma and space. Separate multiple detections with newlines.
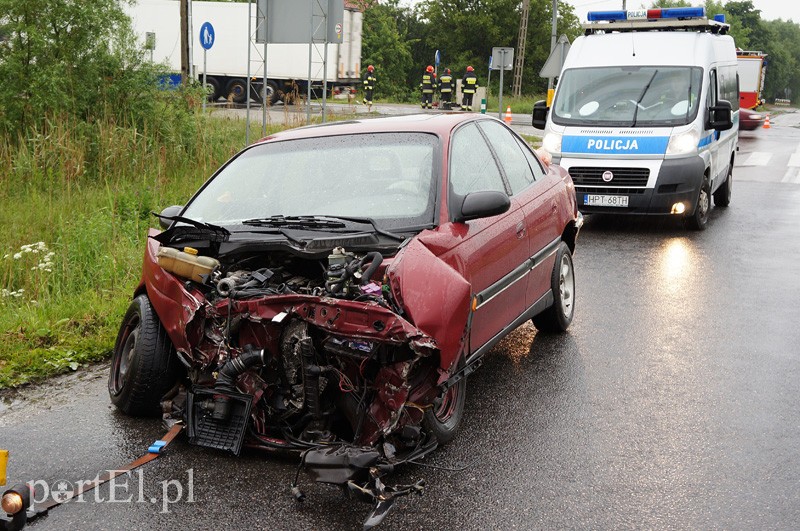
108, 113, 582, 526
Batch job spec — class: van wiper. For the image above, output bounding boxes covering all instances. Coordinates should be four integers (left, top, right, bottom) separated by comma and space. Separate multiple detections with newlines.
241, 215, 347, 229
632, 70, 658, 127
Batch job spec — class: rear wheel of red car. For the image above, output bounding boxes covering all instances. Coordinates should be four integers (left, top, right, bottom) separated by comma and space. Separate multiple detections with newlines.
108, 294, 179, 417
532, 242, 575, 333
423, 358, 466, 444
713, 163, 733, 207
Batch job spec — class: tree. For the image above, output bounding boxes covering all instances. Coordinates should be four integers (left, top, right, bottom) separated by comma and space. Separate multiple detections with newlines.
361, 1, 416, 99
415, 0, 580, 96
0, 0, 180, 138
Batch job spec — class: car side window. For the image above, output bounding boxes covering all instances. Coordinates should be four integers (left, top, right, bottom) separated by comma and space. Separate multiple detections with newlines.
477, 120, 535, 195
449, 122, 507, 195
515, 136, 546, 182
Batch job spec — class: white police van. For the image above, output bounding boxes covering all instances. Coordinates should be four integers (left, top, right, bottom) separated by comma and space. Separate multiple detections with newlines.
532, 7, 738, 230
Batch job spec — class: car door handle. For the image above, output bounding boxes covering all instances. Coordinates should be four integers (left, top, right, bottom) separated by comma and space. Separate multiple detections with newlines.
516, 221, 526, 239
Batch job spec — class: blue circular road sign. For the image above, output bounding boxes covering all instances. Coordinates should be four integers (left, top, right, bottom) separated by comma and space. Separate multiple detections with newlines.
199, 22, 215, 50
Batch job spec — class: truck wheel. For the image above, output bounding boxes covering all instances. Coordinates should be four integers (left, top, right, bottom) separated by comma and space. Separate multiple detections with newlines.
685, 180, 710, 230
532, 242, 575, 333
204, 76, 221, 102
226, 78, 248, 104
264, 80, 280, 105
713, 163, 732, 207
108, 295, 180, 417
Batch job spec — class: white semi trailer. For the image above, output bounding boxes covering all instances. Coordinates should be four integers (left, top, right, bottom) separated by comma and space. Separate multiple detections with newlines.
127, 0, 363, 104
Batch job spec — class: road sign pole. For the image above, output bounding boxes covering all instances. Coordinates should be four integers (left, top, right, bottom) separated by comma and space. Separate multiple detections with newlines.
203, 48, 207, 112
498, 50, 505, 120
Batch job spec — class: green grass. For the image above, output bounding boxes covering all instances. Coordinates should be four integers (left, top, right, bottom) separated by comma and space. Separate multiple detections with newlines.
484, 94, 544, 115
0, 106, 364, 389
0, 112, 254, 388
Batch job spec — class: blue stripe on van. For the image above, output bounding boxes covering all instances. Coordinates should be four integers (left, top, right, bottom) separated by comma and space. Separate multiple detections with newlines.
562, 135, 670, 155
697, 131, 720, 150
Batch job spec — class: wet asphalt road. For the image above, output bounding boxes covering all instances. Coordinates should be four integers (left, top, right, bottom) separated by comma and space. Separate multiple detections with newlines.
3, 114, 800, 530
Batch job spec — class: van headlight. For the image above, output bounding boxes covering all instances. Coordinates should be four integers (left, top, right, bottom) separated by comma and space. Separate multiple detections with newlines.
542, 132, 562, 154
667, 130, 699, 156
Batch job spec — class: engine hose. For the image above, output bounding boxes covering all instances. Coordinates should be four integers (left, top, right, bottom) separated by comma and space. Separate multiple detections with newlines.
299, 337, 322, 420
217, 277, 237, 297
358, 252, 383, 285
215, 346, 266, 392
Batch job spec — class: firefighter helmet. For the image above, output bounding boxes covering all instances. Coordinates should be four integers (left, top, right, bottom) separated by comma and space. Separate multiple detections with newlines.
466, 65, 474, 72
367, 65, 374, 72
426, 65, 434, 73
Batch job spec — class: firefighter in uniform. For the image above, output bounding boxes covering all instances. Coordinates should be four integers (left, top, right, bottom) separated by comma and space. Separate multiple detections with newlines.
461, 65, 478, 111
362, 65, 376, 110
439, 68, 453, 110
420, 65, 436, 109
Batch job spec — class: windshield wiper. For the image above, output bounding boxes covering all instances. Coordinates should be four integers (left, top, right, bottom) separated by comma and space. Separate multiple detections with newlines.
152, 213, 231, 236
241, 215, 347, 229
632, 70, 658, 127
314, 215, 408, 242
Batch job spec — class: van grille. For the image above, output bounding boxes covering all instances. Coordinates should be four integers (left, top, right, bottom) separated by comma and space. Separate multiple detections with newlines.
569, 167, 650, 187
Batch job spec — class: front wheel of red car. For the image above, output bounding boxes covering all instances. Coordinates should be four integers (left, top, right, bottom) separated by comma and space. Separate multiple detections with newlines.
109, 294, 179, 417
423, 359, 466, 444
532, 242, 575, 333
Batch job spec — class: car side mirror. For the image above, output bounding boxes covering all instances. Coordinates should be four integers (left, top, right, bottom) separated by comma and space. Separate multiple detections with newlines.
532, 100, 549, 130
709, 100, 733, 131
455, 191, 511, 223
158, 205, 184, 229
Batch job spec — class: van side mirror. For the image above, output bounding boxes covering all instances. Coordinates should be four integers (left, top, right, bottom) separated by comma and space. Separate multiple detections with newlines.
532, 100, 549, 130
454, 191, 511, 223
709, 100, 733, 131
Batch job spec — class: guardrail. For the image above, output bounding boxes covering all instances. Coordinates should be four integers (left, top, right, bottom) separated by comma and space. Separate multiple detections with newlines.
775, 98, 791, 106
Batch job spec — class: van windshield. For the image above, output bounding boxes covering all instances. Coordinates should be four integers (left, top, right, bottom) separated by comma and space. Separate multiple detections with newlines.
552, 66, 703, 127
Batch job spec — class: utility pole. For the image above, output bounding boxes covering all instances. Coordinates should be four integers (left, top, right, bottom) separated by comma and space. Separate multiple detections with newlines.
180, 0, 190, 85
547, 0, 557, 95
512, 0, 530, 98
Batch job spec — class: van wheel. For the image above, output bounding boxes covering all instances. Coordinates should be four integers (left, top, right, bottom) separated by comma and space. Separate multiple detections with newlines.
532, 242, 575, 333
685, 180, 710, 230
714, 164, 732, 207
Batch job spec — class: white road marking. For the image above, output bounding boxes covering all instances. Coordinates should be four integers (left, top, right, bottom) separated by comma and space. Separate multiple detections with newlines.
781, 167, 799, 183
788, 153, 800, 167
738, 152, 772, 166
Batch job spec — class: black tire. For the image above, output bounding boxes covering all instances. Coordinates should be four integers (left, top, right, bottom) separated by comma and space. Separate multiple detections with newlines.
713, 162, 732, 207
684, 179, 711, 230
264, 80, 280, 106
108, 294, 180, 417
204, 76, 221, 102
532, 242, 575, 333
226, 78, 248, 104
422, 358, 466, 444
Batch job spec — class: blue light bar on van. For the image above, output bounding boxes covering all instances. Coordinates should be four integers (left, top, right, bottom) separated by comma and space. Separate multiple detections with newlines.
587, 6, 706, 22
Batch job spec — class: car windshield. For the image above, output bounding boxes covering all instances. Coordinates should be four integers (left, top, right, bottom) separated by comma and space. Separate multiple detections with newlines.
552, 66, 703, 127
181, 132, 439, 230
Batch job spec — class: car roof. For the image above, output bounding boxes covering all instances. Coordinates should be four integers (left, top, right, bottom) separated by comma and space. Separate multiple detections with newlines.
257, 113, 497, 143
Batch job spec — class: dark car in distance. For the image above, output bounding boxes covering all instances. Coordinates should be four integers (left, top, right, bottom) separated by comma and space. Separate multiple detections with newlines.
108, 113, 582, 526
739, 107, 766, 130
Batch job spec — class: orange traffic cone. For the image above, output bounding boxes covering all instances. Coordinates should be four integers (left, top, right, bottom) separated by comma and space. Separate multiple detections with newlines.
763, 113, 771, 128
504, 106, 512, 124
